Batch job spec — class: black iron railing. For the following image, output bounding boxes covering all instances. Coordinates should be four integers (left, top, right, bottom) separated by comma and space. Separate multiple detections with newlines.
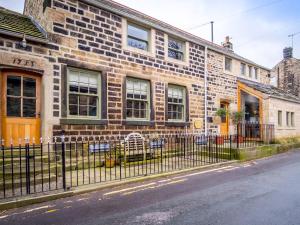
0, 128, 275, 200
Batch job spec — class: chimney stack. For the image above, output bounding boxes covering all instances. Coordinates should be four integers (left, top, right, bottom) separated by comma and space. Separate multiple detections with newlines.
283, 47, 293, 59
222, 36, 233, 51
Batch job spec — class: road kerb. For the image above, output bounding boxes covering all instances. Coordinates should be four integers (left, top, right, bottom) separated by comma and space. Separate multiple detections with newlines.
0, 160, 237, 211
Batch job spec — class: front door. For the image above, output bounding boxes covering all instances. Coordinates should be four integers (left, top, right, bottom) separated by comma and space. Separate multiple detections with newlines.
220, 101, 229, 136
1, 72, 41, 146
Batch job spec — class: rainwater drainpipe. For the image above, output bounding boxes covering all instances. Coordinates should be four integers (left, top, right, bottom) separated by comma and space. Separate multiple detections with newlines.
204, 46, 208, 136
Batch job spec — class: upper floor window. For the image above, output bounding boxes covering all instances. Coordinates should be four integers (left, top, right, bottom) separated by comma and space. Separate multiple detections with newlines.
167, 85, 186, 121
168, 37, 184, 61
278, 110, 282, 126
225, 57, 232, 72
248, 66, 253, 78
126, 78, 150, 120
127, 23, 149, 51
68, 68, 100, 118
240, 63, 246, 76
254, 68, 258, 79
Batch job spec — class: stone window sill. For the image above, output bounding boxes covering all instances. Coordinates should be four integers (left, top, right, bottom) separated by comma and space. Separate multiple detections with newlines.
165, 121, 190, 127
122, 120, 155, 126
60, 118, 108, 125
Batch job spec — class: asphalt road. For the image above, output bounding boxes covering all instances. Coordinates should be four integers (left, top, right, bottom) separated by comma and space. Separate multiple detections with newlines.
1, 150, 300, 225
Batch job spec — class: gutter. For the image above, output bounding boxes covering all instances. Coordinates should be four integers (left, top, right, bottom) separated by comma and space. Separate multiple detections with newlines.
0, 29, 48, 44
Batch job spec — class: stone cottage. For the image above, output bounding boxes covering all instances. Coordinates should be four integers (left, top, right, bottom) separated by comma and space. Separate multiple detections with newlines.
0, 0, 298, 144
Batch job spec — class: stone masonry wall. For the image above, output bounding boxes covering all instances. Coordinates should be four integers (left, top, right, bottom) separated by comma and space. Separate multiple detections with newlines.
272, 58, 300, 97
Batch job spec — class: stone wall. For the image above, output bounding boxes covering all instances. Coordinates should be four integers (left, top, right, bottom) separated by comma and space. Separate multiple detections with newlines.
19, 0, 273, 138
272, 58, 300, 97
266, 97, 300, 138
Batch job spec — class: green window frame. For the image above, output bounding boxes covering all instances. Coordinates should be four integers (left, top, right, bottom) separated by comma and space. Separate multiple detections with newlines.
67, 68, 101, 119
126, 78, 150, 120
167, 85, 186, 122
168, 37, 185, 61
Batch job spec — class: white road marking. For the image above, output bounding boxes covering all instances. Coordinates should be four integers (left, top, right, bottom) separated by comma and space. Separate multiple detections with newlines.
173, 166, 233, 179
103, 182, 157, 196
77, 198, 89, 202
122, 179, 187, 196
24, 205, 55, 213
0, 215, 8, 219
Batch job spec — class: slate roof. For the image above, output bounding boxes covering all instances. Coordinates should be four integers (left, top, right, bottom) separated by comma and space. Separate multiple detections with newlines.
238, 77, 300, 103
83, 0, 270, 71
0, 7, 47, 42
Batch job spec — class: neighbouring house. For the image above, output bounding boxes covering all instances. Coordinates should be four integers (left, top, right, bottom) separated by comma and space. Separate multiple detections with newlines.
271, 47, 300, 97
0, 0, 299, 145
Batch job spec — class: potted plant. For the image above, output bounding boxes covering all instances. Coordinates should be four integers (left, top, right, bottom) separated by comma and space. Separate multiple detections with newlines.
231, 111, 245, 143
105, 147, 120, 168
213, 108, 227, 125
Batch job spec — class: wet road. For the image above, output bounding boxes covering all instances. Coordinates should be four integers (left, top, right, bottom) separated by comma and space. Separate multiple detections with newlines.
1, 150, 300, 225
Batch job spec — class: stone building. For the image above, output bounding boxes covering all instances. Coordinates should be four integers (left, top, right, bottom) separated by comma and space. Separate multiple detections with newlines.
0, 0, 298, 144
272, 47, 300, 97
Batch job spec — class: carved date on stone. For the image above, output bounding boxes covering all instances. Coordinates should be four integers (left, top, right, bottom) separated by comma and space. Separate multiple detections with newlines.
13, 58, 35, 67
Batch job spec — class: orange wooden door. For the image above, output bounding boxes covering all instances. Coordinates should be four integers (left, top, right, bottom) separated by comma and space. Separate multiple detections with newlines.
220, 102, 229, 136
1, 72, 41, 146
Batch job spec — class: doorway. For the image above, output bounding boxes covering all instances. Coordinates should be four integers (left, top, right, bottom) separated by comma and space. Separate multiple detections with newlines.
1, 71, 41, 146
220, 101, 229, 136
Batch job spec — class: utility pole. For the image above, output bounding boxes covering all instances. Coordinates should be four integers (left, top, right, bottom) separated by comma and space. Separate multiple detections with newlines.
211, 21, 214, 43
288, 31, 300, 48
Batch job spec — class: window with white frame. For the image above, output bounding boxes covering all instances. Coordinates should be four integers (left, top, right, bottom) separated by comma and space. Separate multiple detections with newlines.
248, 66, 253, 78
167, 85, 186, 121
127, 23, 149, 51
68, 68, 100, 118
240, 63, 246, 76
225, 57, 232, 72
126, 78, 150, 120
168, 37, 185, 61
254, 68, 258, 79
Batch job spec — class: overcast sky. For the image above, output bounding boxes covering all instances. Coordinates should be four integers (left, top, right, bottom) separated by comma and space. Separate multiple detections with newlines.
1, 0, 299, 68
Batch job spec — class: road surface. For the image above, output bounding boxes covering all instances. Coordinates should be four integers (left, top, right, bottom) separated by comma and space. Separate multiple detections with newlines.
1, 150, 300, 225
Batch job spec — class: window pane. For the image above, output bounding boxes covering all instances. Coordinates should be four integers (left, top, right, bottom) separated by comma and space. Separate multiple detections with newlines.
89, 85, 98, 94
128, 24, 148, 41
69, 105, 78, 115
80, 84, 89, 93
7, 97, 21, 117
89, 96, 98, 107
7, 76, 21, 96
23, 78, 36, 97
89, 107, 97, 116
79, 106, 88, 116
69, 94, 78, 105
69, 82, 79, 92
23, 99, 36, 117
225, 58, 232, 71
79, 95, 88, 105
168, 49, 184, 60
168, 38, 184, 51
128, 37, 148, 51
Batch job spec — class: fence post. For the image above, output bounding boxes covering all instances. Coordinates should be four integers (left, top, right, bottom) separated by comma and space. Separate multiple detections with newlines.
229, 135, 232, 160
236, 123, 239, 149
61, 132, 67, 191
25, 138, 30, 195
